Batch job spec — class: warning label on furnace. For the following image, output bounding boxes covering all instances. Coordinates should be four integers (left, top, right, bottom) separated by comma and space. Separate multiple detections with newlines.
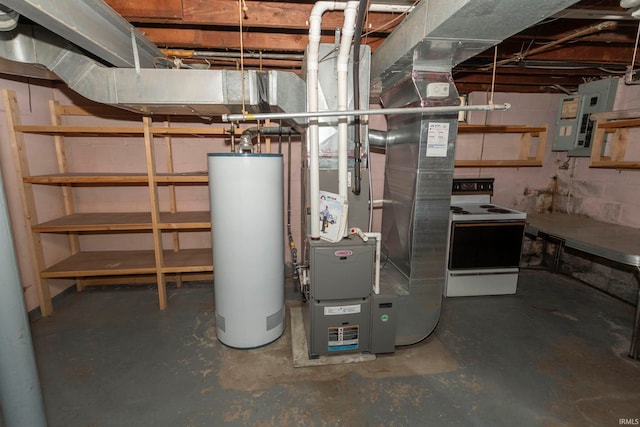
328, 325, 359, 351
426, 122, 449, 157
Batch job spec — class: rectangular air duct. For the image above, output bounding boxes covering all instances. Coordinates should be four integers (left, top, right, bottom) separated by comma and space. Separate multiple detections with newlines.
372, 0, 581, 345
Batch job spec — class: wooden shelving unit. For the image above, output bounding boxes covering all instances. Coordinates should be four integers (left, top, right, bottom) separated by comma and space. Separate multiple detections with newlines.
589, 111, 640, 169
2, 89, 224, 315
455, 124, 548, 167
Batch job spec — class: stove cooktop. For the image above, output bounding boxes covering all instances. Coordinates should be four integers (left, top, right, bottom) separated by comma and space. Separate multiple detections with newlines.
449, 203, 526, 221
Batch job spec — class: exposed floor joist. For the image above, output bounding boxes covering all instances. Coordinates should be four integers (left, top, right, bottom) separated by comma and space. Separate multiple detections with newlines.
104, 0, 640, 95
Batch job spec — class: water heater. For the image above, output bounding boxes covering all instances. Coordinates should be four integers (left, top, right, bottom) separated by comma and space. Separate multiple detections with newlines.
208, 153, 285, 348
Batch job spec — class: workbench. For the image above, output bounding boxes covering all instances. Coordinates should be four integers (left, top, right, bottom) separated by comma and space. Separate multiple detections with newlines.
525, 212, 640, 360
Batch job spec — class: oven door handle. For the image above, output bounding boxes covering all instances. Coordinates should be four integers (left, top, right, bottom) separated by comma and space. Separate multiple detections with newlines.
453, 221, 526, 228
449, 270, 518, 277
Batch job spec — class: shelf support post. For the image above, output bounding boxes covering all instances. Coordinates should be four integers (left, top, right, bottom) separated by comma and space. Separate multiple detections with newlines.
143, 116, 168, 309
2, 89, 53, 315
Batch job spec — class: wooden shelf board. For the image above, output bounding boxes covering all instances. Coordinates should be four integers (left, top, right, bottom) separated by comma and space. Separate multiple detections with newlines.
590, 161, 640, 169
150, 127, 229, 136
15, 124, 232, 137
597, 118, 640, 130
80, 272, 213, 286
155, 172, 209, 183
158, 211, 211, 229
33, 211, 211, 232
24, 173, 210, 184
15, 125, 145, 136
163, 248, 213, 273
41, 250, 157, 278
458, 124, 547, 134
25, 173, 150, 184
33, 212, 153, 232
41, 248, 213, 278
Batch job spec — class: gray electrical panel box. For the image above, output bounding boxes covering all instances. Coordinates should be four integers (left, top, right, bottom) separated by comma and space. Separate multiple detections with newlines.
553, 78, 618, 156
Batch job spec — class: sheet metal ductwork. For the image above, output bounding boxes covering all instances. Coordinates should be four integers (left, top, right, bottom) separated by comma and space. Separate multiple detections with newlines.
379, 70, 460, 346
373, 0, 581, 345
0, 24, 305, 122
371, 0, 582, 86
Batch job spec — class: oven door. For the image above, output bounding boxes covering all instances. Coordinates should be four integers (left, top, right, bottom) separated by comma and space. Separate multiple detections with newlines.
448, 220, 526, 270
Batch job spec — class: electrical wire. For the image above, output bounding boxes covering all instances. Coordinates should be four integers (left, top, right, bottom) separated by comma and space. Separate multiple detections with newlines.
361, 0, 418, 37
490, 46, 498, 105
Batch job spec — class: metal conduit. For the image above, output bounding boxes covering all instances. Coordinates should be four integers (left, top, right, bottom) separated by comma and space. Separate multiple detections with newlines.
223, 103, 511, 122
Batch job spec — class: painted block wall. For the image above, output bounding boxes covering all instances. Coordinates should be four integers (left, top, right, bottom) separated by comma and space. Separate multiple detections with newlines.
0, 78, 309, 312
0, 77, 73, 313
2, 75, 639, 313
458, 80, 640, 303
459, 80, 640, 229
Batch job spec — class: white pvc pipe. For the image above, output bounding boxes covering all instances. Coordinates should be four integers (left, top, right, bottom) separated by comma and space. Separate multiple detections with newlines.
306, 1, 413, 239
365, 232, 382, 295
338, 1, 359, 209
350, 227, 381, 295
307, 1, 338, 239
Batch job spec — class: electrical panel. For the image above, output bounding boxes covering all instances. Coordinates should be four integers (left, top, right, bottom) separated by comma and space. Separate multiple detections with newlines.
553, 78, 618, 157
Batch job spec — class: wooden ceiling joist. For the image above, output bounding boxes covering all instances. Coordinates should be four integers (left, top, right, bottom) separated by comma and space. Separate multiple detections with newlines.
107, 0, 404, 33
103, 0, 639, 94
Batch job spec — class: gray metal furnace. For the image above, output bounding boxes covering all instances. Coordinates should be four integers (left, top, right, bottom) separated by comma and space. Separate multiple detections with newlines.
303, 239, 397, 357
301, 41, 397, 358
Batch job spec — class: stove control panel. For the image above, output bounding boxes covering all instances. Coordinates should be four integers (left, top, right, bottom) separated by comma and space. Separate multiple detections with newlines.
452, 178, 494, 195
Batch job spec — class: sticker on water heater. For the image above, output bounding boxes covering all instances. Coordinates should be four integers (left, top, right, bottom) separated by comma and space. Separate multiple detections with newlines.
426, 122, 449, 157
324, 304, 361, 315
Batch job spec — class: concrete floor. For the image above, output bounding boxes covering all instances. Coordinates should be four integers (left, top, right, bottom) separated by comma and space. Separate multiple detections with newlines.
18, 269, 640, 426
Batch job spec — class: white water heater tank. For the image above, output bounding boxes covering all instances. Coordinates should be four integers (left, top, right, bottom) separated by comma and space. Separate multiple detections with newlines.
208, 153, 285, 348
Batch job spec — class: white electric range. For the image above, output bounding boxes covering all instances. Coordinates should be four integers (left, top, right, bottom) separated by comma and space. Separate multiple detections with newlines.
444, 178, 527, 297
